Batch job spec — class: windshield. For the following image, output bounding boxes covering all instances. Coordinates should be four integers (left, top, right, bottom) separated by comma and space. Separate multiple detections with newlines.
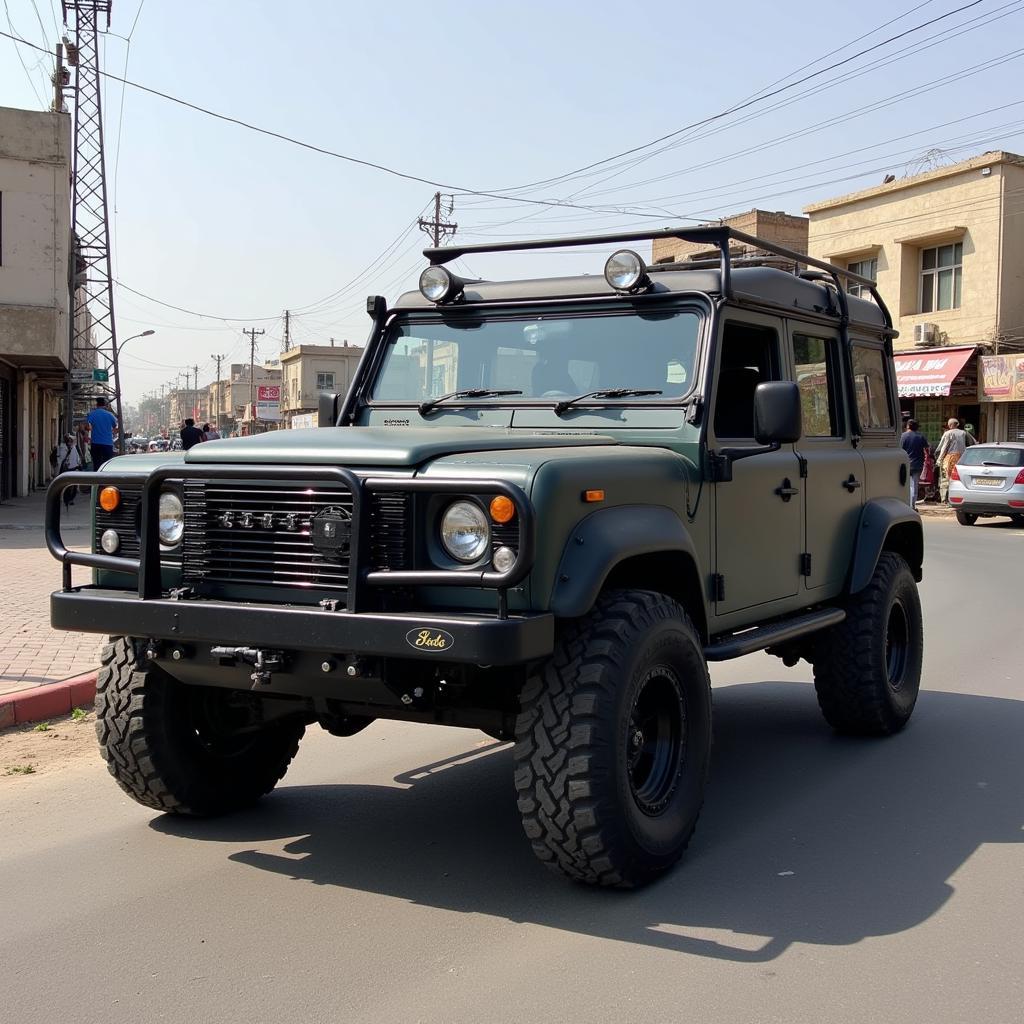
371, 309, 702, 404
958, 446, 1024, 468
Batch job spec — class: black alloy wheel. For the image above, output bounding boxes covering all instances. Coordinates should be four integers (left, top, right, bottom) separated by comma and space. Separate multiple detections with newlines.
627, 667, 686, 816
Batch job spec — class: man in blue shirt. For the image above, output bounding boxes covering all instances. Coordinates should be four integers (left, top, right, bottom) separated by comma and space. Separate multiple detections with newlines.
86, 397, 118, 470
900, 418, 929, 509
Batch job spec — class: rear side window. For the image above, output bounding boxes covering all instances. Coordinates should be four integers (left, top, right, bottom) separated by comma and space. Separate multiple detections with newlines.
793, 334, 842, 437
852, 345, 893, 430
958, 447, 1024, 468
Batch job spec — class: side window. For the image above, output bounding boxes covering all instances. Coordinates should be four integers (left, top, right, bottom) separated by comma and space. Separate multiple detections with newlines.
852, 344, 894, 430
714, 322, 780, 440
793, 333, 842, 438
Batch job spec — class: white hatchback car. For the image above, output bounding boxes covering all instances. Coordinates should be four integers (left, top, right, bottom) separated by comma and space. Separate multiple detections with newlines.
948, 442, 1024, 526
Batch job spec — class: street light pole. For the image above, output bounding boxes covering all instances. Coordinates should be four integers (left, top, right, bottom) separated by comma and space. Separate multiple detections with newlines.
112, 329, 156, 453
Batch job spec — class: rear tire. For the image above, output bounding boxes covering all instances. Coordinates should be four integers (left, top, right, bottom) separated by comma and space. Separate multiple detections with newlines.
95, 637, 305, 815
956, 510, 977, 526
514, 590, 711, 888
811, 552, 923, 735
1011, 514, 1024, 527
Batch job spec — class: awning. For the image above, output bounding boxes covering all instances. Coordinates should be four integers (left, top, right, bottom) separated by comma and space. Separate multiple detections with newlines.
893, 346, 976, 398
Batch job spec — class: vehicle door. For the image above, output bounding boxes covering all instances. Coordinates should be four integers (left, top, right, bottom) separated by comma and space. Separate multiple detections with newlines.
710, 315, 802, 614
789, 325, 864, 592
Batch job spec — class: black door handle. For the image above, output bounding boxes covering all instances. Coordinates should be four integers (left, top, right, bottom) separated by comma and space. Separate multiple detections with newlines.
775, 478, 799, 501
843, 474, 862, 492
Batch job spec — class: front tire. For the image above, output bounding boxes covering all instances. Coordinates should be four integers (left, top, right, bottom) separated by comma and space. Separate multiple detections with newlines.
811, 552, 923, 735
514, 590, 711, 888
956, 510, 977, 526
95, 637, 305, 815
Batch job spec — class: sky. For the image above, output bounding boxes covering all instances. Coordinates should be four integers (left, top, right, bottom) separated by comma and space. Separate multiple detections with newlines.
3, 0, 1024, 405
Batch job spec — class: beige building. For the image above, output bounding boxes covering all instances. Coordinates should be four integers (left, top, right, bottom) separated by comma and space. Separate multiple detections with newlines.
0, 106, 72, 498
279, 343, 363, 426
206, 363, 282, 435
651, 209, 808, 266
805, 151, 1024, 443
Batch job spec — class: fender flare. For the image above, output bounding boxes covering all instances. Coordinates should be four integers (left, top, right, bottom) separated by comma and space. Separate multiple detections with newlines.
548, 505, 701, 618
848, 497, 924, 594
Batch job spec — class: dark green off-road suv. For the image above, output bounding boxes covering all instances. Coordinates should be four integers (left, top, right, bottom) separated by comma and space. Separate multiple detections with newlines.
48, 226, 924, 887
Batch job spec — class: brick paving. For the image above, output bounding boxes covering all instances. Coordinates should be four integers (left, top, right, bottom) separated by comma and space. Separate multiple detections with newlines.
0, 491, 102, 696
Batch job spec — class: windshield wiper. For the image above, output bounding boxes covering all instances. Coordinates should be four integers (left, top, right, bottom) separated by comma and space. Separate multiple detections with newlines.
554, 388, 663, 416
418, 388, 523, 415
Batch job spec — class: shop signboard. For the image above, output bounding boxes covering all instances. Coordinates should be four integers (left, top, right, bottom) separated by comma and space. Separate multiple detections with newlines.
892, 347, 975, 398
979, 354, 1024, 403
255, 384, 282, 421
289, 412, 316, 430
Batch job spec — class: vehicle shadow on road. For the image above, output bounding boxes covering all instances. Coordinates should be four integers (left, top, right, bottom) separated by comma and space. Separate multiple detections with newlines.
151, 682, 1024, 962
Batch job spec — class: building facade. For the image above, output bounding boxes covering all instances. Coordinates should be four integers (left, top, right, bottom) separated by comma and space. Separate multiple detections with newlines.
0, 106, 72, 499
279, 343, 364, 427
206, 363, 282, 436
805, 151, 1024, 444
651, 209, 808, 266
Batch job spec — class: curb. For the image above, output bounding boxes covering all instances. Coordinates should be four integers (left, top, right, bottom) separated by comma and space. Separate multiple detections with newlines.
0, 670, 98, 730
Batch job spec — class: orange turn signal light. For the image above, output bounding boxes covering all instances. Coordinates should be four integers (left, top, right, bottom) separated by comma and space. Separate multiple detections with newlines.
582, 489, 605, 503
98, 486, 121, 512
489, 495, 516, 524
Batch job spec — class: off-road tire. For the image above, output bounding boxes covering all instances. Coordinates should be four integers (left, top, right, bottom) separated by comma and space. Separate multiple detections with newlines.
95, 637, 305, 815
955, 510, 977, 526
514, 590, 712, 888
811, 552, 923, 736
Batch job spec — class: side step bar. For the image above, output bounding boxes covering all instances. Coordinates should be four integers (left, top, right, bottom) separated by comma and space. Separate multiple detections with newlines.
703, 607, 845, 662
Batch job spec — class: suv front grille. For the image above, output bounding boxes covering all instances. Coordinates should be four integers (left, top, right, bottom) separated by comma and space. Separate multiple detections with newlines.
182, 481, 355, 591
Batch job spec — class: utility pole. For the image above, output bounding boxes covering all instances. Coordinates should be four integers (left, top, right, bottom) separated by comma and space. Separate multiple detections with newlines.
418, 192, 457, 247
283, 310, 291, 352
192, 364, 199, 422
243, 327, 265, 424
51, 43, 69, 112
63, 1, 123, 449
210, 352, 225, 429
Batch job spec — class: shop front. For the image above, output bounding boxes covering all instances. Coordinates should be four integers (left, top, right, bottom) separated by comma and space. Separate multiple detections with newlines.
894, 346, 981, 444
978, 353, 1024, 443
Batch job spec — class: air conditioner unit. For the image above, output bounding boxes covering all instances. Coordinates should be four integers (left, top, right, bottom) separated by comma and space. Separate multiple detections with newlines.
914, 323, 939, 347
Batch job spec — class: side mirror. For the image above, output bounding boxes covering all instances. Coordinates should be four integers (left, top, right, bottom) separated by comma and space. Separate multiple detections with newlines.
753, 381, 802, 445
318, 392, 340, 428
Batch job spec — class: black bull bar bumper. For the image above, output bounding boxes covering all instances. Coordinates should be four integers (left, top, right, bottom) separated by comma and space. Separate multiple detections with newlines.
46, 464, 552, 666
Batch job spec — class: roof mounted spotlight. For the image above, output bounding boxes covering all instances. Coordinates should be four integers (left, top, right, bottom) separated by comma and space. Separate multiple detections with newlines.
604, 249, 651, 293
419, 266, 465, 304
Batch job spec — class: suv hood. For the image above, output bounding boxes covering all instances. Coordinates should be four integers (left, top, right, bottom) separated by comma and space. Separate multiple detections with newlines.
185, 426, 618, 467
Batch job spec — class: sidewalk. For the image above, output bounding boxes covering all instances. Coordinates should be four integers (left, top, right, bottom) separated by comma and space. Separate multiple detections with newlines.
0, 490, 102, 697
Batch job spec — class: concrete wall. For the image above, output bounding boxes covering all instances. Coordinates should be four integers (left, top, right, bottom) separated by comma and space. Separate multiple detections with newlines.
0, 106, 71, 365
279, 344, 364, 415
805, 152, 1022, 352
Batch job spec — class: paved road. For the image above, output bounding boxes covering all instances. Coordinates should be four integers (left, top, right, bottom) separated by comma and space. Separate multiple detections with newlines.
2, 518, 1021, 1024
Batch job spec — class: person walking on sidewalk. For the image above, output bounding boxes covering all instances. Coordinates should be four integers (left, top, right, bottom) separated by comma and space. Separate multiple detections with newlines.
901, 418, 929, 509
86, 397, 118, 471
55, 434, 82, 508
935, 417, 975, 503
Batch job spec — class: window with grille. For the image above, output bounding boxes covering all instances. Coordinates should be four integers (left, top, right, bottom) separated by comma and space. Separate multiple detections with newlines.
920, 242, 962, 312
847, 257, 877, 299
316, 372, 335, 391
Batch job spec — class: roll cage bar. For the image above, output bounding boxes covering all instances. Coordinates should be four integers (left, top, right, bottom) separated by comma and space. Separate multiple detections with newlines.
423, 224, 892, 330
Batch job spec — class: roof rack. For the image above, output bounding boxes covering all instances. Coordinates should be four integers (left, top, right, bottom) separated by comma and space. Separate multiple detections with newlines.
424, 225, 892, 329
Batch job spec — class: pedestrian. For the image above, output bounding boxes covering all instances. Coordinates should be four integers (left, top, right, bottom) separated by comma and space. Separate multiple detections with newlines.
900, 418, 929, 509
86, 397, 118, 471
202, 422, 220, 441
55, 433, 82, 508
964, 421, 979, 444
180, 417, 205, 450
934, 417, 976, 503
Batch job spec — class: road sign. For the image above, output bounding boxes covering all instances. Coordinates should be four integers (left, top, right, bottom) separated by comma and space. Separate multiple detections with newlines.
70, 368, 110, 383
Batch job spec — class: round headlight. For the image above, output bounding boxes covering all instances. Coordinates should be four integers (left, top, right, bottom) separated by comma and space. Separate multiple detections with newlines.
100, 528, 120, 554
440, 500, 490, 563
604, 249, 648, 292
420, 266, 455, 303
493, 545, 516, 573
158, 491, 184, 547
